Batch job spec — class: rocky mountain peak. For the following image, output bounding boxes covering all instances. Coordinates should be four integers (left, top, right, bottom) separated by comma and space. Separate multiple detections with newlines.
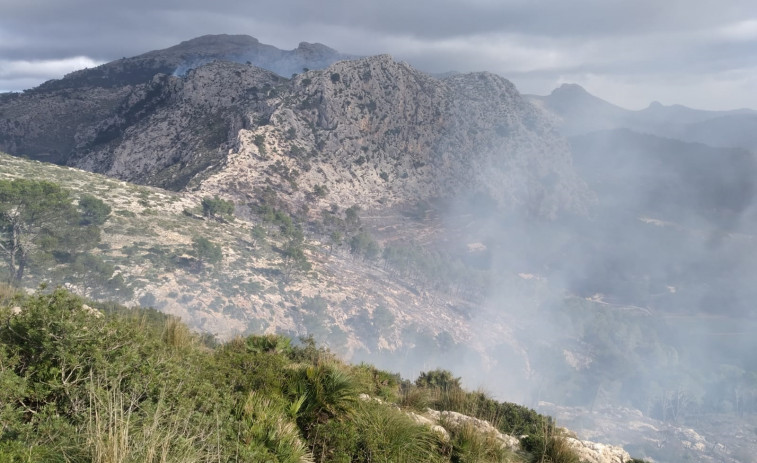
551, 82, 588, 95
153, 34, 266, 60
294, 41, 340, 57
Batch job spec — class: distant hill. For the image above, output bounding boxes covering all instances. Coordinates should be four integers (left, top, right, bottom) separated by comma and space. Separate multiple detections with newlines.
570, 128, 757, 226
527, 84, 757, 152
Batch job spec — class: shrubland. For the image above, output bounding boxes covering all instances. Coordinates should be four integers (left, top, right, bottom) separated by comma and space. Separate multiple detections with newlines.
0, 284, 591, 463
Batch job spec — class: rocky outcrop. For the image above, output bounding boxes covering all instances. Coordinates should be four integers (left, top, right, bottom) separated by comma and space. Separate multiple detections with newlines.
563, 437, 631, 463
539, 402, 748, 463
424, 409, 521, 449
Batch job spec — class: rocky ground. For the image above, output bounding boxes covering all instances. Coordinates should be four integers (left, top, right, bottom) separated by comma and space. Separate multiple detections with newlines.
539, 402, 757, 462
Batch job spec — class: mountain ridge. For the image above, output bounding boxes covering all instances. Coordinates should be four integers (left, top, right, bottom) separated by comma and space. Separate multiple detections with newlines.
0, 36, 593, 218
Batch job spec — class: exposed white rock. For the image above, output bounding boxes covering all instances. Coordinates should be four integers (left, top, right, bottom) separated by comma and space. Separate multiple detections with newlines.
80, 303, 103, 318
564, 437, 631, 463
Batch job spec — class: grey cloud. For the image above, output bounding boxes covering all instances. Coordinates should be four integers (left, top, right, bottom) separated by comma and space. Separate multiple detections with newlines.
2, 0, 757, 108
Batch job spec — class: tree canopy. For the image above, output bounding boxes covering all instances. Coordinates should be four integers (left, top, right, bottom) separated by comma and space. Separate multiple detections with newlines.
201, 195, 235, 220
78, 193, 112, 226
0, 179, 96, 282
191, 236, 223, 270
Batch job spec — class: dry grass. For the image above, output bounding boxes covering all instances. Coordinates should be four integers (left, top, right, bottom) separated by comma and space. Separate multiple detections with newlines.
86, 376, 214, 463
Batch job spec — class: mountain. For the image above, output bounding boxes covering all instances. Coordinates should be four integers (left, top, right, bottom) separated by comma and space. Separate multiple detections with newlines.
4, 149, 753, 462
527, 84, 757, 152
0, 34, 349, 171
527, 83, 630, 136
562, 128, 757, 313
0, 35, 592, 218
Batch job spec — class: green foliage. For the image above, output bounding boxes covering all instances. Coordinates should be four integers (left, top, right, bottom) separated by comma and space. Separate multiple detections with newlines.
65, 253, 133, 299
312, 184, 329, 198
280, 240, 312, 282
521, 429, 580, 463
352, 364, 401, 402
417, 369, 462, 390
0, 179, 97, 282
78, 193, 111, 226
349, 232, 380, 260
308, 400, 446, 463
201, 195, 234, 220
290, 363, 358, 425
253, 134, 267, 154
382, 242, 488, 300
191, 236, 223, 269
236, 392, 314, 463
328, 230, 342, 252
349, 400, 446, 463
246, 334, 292, 355
447, 422, 515, 463
251, 224, 267, 245
0, 287, 559, 463
255, 202, 304, 241
415, 380, 547, 437
344, 205, 361, 229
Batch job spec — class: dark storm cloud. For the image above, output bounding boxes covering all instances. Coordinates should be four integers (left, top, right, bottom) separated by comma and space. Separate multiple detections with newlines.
1, 0, 757, 108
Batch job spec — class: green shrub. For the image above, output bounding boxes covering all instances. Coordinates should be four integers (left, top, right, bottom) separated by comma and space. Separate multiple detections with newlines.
290, 363, 359, 426
400, 385, 431, 412
201, 195, 234, 220
446, 421, 515, 463
78, 193, 112, 226
191, 236, 223, 269
235, 392, 314, 463
417, 369, 462, 390
521, 429, 580, 463
310, 400, 445, 463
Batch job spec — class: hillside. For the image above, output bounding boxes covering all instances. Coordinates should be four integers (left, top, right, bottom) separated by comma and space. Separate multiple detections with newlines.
2, 152, 754, 462
0, 152, 489, 353
1, 286, 639, 463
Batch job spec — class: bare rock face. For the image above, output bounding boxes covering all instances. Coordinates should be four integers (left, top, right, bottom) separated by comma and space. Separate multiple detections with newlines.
201, 54, 594, 217
72, 62, 284, 190
0, 36, 592, 218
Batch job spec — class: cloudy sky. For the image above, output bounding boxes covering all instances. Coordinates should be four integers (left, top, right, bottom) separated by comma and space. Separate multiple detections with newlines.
2, 0, 757, 110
